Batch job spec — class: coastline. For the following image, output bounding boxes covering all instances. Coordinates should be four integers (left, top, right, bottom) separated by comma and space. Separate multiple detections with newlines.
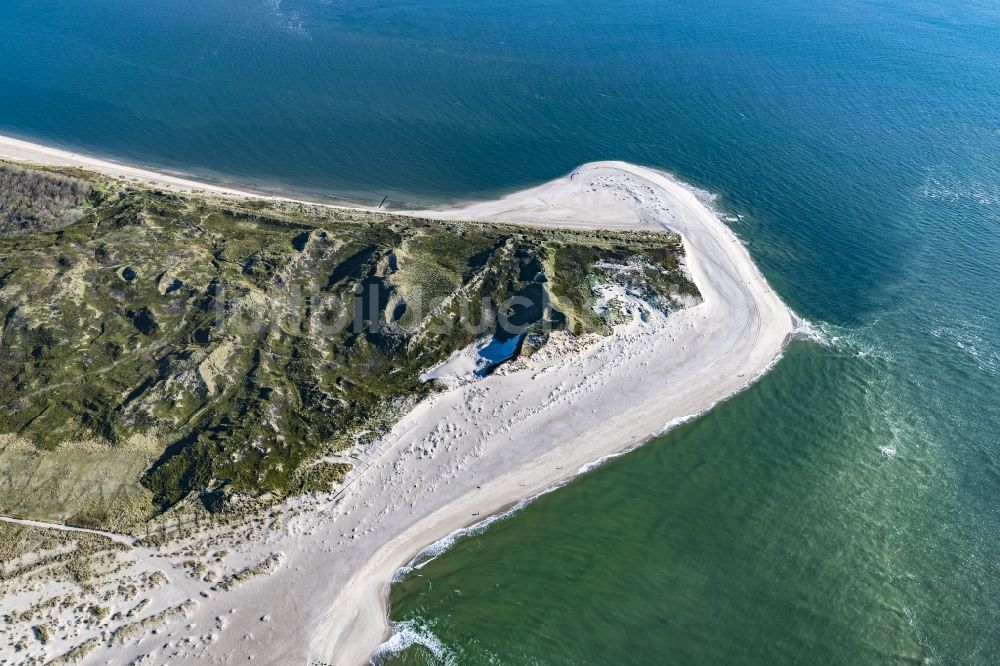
0, 133, 367, 208
0, 136, 794, 665
313, 161, 795, 664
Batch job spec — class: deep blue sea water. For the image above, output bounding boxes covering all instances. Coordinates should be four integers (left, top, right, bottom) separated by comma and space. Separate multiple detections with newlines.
2, 0, 998, 662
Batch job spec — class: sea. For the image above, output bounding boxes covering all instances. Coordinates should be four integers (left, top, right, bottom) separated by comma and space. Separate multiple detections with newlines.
2, 0, 998, 663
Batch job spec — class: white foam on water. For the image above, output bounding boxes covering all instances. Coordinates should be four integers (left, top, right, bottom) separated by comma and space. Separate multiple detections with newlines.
392, 492, 551, 584
790, 315, 837, 347
577, 451, 625, 475
370, 619, 454, 666
788, 315, 902, 367
921, 168, 1000, 206
931, 323, 999, 377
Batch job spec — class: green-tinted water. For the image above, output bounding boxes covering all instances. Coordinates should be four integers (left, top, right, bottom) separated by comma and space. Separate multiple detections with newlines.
377, 3, 1000, 659
388, 332, 997, 663
386, 170, 1000, 662
1, 0, 998, 662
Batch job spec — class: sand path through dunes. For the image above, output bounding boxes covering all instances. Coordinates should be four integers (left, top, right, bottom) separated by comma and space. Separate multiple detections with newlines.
0, 514, 136, 547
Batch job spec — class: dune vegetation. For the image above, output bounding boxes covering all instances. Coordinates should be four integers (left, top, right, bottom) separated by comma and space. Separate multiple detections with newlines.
0, 162, 697, 531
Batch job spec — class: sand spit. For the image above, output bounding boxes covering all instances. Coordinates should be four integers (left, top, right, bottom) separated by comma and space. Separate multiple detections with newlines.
311, 162, 794, 664
0, 135, 793, 665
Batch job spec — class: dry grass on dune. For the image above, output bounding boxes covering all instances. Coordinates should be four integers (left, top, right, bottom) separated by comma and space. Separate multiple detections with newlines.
0, 163, 94, 237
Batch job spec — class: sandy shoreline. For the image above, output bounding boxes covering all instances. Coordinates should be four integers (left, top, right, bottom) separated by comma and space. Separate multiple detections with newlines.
0, 135, 794, 665
0, 133, 368, 208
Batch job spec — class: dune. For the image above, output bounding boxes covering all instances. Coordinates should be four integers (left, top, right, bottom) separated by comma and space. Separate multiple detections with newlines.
0, 136, 793, 665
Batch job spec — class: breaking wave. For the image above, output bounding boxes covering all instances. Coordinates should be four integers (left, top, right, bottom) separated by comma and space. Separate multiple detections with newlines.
371, 619, 454, 665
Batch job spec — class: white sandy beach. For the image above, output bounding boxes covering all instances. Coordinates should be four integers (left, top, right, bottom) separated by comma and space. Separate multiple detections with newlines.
0, 134, 350, 206
0, 136, 794, 665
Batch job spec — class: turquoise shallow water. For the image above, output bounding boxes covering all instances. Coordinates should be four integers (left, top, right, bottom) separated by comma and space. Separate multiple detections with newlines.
2, 0, 999, 663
